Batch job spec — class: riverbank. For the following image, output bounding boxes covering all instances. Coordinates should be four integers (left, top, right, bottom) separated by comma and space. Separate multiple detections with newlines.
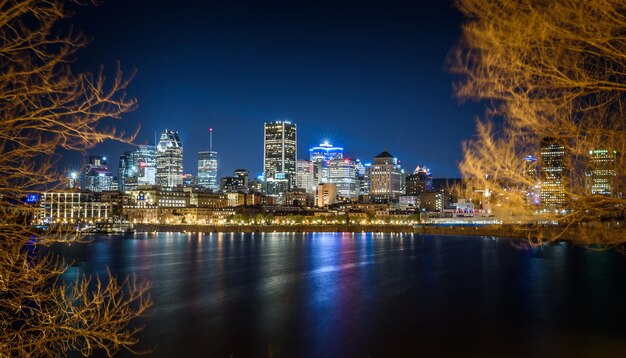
133, 223, 625, 245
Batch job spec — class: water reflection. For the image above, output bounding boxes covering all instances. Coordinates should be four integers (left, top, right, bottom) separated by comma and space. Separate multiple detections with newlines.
50, 233, 626, 357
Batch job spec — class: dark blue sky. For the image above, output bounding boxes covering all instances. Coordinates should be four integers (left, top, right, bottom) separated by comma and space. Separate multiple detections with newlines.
67, 0, 482, 178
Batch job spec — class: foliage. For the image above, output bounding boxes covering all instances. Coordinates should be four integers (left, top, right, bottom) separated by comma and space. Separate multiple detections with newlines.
450, 0, 626, 245
0, 0, 150, 356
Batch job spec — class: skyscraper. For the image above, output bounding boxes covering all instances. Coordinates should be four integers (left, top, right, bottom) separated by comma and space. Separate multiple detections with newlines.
197, 128, 218, 191
328, 158, 360, 200
296, 160, 315, 193
406, 166, 432, 196
370, 149, 403, 202
589, 149, 617, 196
83, 155, 112, 192
264, 121, 297, 195
309, 141, 343, 184
135, 145, 157, 186
540, 137, 567, 209
156, 129, 183, 188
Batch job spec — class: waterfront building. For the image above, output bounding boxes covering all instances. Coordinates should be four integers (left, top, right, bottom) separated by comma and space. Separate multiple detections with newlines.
405, 166, 432, 196
316, 183, 337, 207
398, 195, 420, 210
296, 160, 315, 193
226, 192, 246, 207
156, 130, 183, 188
328, 158, 360, 200
83, 155, 113, 192
540, 137, 567, 209
284, 189, 308, 207
588, 149, 618, 196
419, 190, 451, 212
264, 120, 297, 195
370, 149, 403, 202
197, 128, 219, 191
40, 190, 114, 224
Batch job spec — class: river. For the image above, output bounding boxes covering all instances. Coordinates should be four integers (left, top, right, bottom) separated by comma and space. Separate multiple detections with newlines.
51, 232, 626, 357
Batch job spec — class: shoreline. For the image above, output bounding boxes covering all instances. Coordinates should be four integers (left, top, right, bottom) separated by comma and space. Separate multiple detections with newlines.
131, 224, 624, 245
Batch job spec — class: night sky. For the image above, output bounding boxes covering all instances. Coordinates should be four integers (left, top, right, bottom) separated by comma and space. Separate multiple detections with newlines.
66, 0, 482, 179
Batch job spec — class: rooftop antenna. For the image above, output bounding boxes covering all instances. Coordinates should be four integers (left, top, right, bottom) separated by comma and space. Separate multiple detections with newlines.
209, 128, 213, 151
154, 131, 157, 146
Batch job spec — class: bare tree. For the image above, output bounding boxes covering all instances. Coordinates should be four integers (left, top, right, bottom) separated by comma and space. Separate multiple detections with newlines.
0, 0, 151, 356
449, 0, 626, 246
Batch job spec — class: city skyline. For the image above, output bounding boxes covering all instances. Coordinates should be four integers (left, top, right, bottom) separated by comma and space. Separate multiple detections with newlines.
59, 0, 480, 179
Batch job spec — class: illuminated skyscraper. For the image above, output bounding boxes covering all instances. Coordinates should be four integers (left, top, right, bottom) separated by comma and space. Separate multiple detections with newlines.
309, 141, 343, 184
589, 149, 617, 196
83, 155, 112, 192
135, 145, 157, 186
370, 149, 403, 202
405, 166, 432, 196
540, 137, 567, 209
296, 160, 315, 193
522, 154, 540, 206
197, 128, 218, 191
328, 158, 359, 199
264, 121, 297, 195
156, 129, 183, 188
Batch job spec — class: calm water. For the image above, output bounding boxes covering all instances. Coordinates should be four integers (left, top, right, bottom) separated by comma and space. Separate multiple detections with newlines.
51, 232, 626, 357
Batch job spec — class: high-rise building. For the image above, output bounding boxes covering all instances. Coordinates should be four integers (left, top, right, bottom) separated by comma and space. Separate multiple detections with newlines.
197, 128, 218, 191
588, 149, 617, 196
220, 169, 250, 193
328, 158, 359, 200
83, 155, 113, 192
309, 141, 343, 184
370, 149, 403, 202
135, 145, 157, 186
309, 141, 343, 162
357, 161, 371, 197
522, 154, 540, 206
156, 129, 183, 188
406, 166, 432, 196
540, 137, 567, 209
233, 169, 249, 191
296, 160, 315, 193
316, 183, 337, 207
264, 121, 297, 194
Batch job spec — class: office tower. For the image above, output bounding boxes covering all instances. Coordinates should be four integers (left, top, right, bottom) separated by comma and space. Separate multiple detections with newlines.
118, 151, 140, 193
522, 154, 540, 205
309, 141, 344, 162
540, 137, 567, 209
66, 171, 79, 189
233, 169, 249, 192
220, 169, 250, 193
406, 166, 432, 196
156, 129, 183, 188
357, 161, 371, 197
296, 160, 315, 193
134, 145, 157, 185
328, 158, 359, 199
370, 149, 403, 202
83, 155, 113, 192
316, 183, 337, 207
523, 155, 538, 183
589, 149, 617, 196
264, 120, 297, 195
197, 128, 219, 191
309, 141, 343, 184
